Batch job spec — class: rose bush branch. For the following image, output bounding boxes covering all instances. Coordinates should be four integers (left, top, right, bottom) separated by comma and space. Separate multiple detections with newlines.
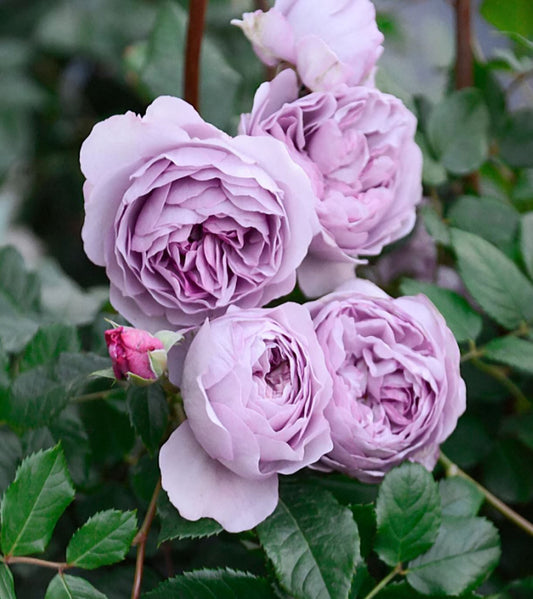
454, 0, 473, 90
461, 323, 530, 363
130, 392, 187, 599
254, 0, 270, 11
440, 452, 533, 537
2, 556, 69, 572
185, 0, 209, 110
460, 338, 530, 411
453, 0, 481, 193
131, 479, 162, 599
470, 356, 530, 412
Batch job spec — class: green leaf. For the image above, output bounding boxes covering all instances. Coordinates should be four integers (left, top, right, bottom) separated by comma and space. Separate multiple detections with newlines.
499, 110, 533, 169
448, 196, 519, 253
451, 228, 533, 329
38, 259, 108, 326
483, 336, 533, 374
400, 279, 482, 343
375, 463, 441, 566
35, 0, 155, 68
420, 204, 450, 247
506, 576, 533, 599
0, 243, 41, 354
520, 212, 533, 279
349, 564, 374, 598
481, 0, 533, 39
1, 444, 75, 556
80, 399, 135, 464
45, 573, 107, 599
0, 340, 9, 388
0, 73, 46, 110
0, 564, 15, 599
20, 323, 80, 372
513, 169, 533, 213
0, 38, 31, 70
439, 478, 484, 518
66, 509, 137, 569
502, 413, 533, 451
0, 112, 31, 178
55, 352, 111, 391
483, 439, 533, 504
305, 472, 378, 505
49, 409, 91, 488
0, 429, 22, 498
257, 483, 360, 599
441, 414, 492, 470
406, 516, 501, 595
427, 89, 489, 175
349, 504, 376, 559
0, 246, 40, 313
0, 314, 39, 354
3, 367, 68, 429
139, 1, 240, 131
136, 1, 182, 97
144, 569, 275, 599
158, 490, 222, 542
126, 385, 169, 455
416, 131, 447, 187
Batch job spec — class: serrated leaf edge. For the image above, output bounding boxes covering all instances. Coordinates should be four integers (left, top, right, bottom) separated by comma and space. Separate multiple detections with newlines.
66, 509, 137, 568
1, 444, 74, 556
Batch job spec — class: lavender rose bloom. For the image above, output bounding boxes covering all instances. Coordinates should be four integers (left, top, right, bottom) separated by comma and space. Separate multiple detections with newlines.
159, 303, 333, 532
241, 70, 423, 296
307, 279, 466, 483
232, 0, 383, 91
81, 96, 318, 330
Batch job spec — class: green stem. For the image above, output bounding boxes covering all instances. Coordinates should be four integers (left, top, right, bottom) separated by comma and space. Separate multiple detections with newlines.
439, 452, 533, 538
460, 348, 484, 363
470, 356, 530, 412
362, 563, 403, 599
74, 390, 115, 403
461, 340, 530, 411
461, 324, 530, 364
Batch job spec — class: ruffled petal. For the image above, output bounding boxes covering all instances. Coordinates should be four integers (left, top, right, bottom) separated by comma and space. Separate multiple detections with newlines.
160, 422, 279, 533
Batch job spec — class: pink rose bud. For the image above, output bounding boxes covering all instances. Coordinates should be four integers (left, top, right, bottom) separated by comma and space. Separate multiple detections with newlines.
105, 326, 165, 381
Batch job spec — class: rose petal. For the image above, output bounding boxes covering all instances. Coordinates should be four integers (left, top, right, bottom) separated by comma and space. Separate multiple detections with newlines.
160, 422, 279, 532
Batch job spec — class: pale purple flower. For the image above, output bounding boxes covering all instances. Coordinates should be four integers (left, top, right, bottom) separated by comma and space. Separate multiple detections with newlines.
307, 279, 466, 483
81, 96, 318, 330
232, 0, 383, 92
159, 303, 333, 532
241, 70, 423, 296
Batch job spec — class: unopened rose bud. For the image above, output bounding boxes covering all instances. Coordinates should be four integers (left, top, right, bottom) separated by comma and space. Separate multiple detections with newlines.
105, 326, 165, 382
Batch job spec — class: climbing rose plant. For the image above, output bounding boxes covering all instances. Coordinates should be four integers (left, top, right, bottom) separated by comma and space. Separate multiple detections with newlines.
1, 1, 532, 598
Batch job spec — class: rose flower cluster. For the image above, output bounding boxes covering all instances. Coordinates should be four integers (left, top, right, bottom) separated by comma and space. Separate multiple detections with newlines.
81, 0, 465, 532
